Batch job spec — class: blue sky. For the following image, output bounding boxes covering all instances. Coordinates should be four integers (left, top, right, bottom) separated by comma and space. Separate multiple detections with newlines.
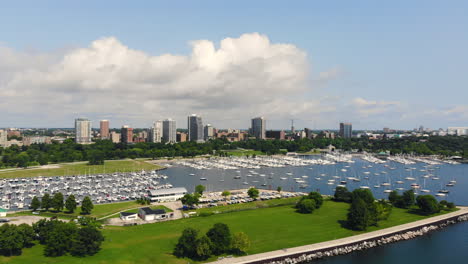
0, 1, 467, 130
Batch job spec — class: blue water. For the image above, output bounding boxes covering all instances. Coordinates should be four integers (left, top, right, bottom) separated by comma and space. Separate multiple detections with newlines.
162, 157, 468, 264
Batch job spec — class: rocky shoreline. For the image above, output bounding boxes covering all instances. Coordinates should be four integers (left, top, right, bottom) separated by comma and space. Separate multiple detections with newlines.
252, 214, 468, 264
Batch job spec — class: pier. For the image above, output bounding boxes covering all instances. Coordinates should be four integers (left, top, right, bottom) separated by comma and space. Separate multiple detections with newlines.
211, 207, 468, 264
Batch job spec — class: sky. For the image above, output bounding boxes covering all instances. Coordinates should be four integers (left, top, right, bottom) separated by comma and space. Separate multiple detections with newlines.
0, 0, 467, 130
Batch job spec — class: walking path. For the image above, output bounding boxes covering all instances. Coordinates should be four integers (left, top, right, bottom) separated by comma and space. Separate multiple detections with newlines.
210, 206, 468, 264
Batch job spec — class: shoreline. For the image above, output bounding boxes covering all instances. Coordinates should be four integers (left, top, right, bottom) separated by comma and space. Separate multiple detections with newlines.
210, 207, 468, 264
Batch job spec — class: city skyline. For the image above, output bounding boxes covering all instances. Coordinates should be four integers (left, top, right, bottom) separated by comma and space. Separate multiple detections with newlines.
0, 1, 467, 130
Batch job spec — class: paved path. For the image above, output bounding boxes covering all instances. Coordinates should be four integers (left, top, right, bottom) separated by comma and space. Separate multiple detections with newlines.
210, 207, 468, 264
0, 216, 65, 226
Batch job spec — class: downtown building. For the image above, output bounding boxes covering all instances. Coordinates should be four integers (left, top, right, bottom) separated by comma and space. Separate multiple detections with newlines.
204, 124, 214, 141
100, 120, 110, 139
149, 121, 163, 143
251, 117, 266, 139
339, 122, 353, 139
75, 118, 92, 144
162, 119, 177, 143
121, 125, 133, 143
188, 114, 204, 142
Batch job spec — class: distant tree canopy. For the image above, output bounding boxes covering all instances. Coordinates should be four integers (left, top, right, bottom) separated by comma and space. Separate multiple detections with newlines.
1, 136, 466, 168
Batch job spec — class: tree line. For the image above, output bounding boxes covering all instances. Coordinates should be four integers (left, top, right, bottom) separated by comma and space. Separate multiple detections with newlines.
1, 136, 466, 168
30, 193, 94, 215
0, 218, 104, 257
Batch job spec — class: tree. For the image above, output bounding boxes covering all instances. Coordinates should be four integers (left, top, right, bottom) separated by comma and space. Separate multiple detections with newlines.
296, 198, 316, 214
276, 186, 282, 193
402, 190, 415, 208
195, 235, 212, 260
306, 192, 323, 209
17, 224, 35, 248
416, 195, 440, 215
181, 193, 200, 207
65, 195, 77, 213
87, 150, 105, 165
195, 185, 206, 195
375, 200, 392, 221
334, 186, 351, 202
51, 192, 64, 212
206, 223, 232, 255
347, 197, 371, 231
41, 193, 51, 211
174, 228, 199, 258
247, 188, 259, 200
30, 196, 41, 211
0, 224, 24, 256
231, 232, 250, 254
70, 226, 105, 257
81, 196, 94, 215
221, 190, 231, 199
44, 222, 78, 257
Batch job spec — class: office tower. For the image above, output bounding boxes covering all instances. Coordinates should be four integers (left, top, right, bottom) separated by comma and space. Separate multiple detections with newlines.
177, 132, 187, 142
100, 120, 109, 139
0, 129, 7, 147
339, 122, 352, 139
149, 121, 163, 143
75, 118, 92, 144
121, 125, 133, 143
162, 119, 177, 143
251, 117, 266, 139
188, 114, 204, 142
204, 124, 214, 141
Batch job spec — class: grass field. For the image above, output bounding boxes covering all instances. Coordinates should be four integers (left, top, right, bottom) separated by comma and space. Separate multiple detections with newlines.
0, 159, 163, 179
10, 200, 151, 220
0, 200, 450, 264
225, 149, 265, 157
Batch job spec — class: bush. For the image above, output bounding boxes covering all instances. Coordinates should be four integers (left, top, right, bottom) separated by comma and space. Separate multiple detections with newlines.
416, 195, 440, 215
306, 192, 323, 208
247, 188, 259, 200
296, 198, 316, 214
231, 232, 250, 254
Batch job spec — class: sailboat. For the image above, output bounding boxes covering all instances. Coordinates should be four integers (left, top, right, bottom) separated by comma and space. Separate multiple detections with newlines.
421, 178, 430, 193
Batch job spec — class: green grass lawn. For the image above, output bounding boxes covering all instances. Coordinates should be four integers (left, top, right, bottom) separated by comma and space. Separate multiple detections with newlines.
10, 201, 148, 220
225, 149, 265, 157
0, 159, 163, 179
107, 205, 173, 217
0, 200, 451, 264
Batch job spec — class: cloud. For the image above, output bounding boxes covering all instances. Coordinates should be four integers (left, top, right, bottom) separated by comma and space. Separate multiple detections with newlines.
0, 33, 324, 128
350, 97, 402, 116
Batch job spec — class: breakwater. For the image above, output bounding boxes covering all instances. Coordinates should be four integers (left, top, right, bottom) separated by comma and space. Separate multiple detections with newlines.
211, 208, 468, 264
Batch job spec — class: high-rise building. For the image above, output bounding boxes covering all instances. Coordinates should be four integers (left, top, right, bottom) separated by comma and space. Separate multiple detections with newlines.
121, 125, 133, 143
0, 129, 7, 147
339, 122, 352, 139
188, 114, 204, 142
204, 124, 214, 141
110, 131, 121, 143
177, 132, 187, 142
75, 118, 92, 144
100, 120, 109, 139
251, 117, 266, 139
149, 121, 163, 143
162, 119, 177, 143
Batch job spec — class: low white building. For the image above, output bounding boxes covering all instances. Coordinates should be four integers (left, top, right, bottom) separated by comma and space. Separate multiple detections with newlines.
120, 212, 138, 221
138, 207, 173, 221
148, 187, 187, 202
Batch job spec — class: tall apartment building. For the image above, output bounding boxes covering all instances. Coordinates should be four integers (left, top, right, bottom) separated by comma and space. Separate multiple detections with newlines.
100, 120, 110, 139
162, 119, 177, 143
75, 118, 92, 144
251, 117, 266, 139
204, 124, 214, 141
110, 131, 121, 143
0, 129, 7, 147
339, 122, 353, 139
121, 125, 133, 143
188, 114, 204, 142
149, 121, 163, 143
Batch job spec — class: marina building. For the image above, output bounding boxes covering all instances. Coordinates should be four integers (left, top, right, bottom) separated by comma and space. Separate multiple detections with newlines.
188, 114, 204, 142
75, 118, 92, 144
147, 187, 187, 202
162, 119, 177, 143
251, 117, 266, 139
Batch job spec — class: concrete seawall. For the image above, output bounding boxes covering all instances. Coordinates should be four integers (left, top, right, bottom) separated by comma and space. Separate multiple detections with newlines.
211, 207, 468, 264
